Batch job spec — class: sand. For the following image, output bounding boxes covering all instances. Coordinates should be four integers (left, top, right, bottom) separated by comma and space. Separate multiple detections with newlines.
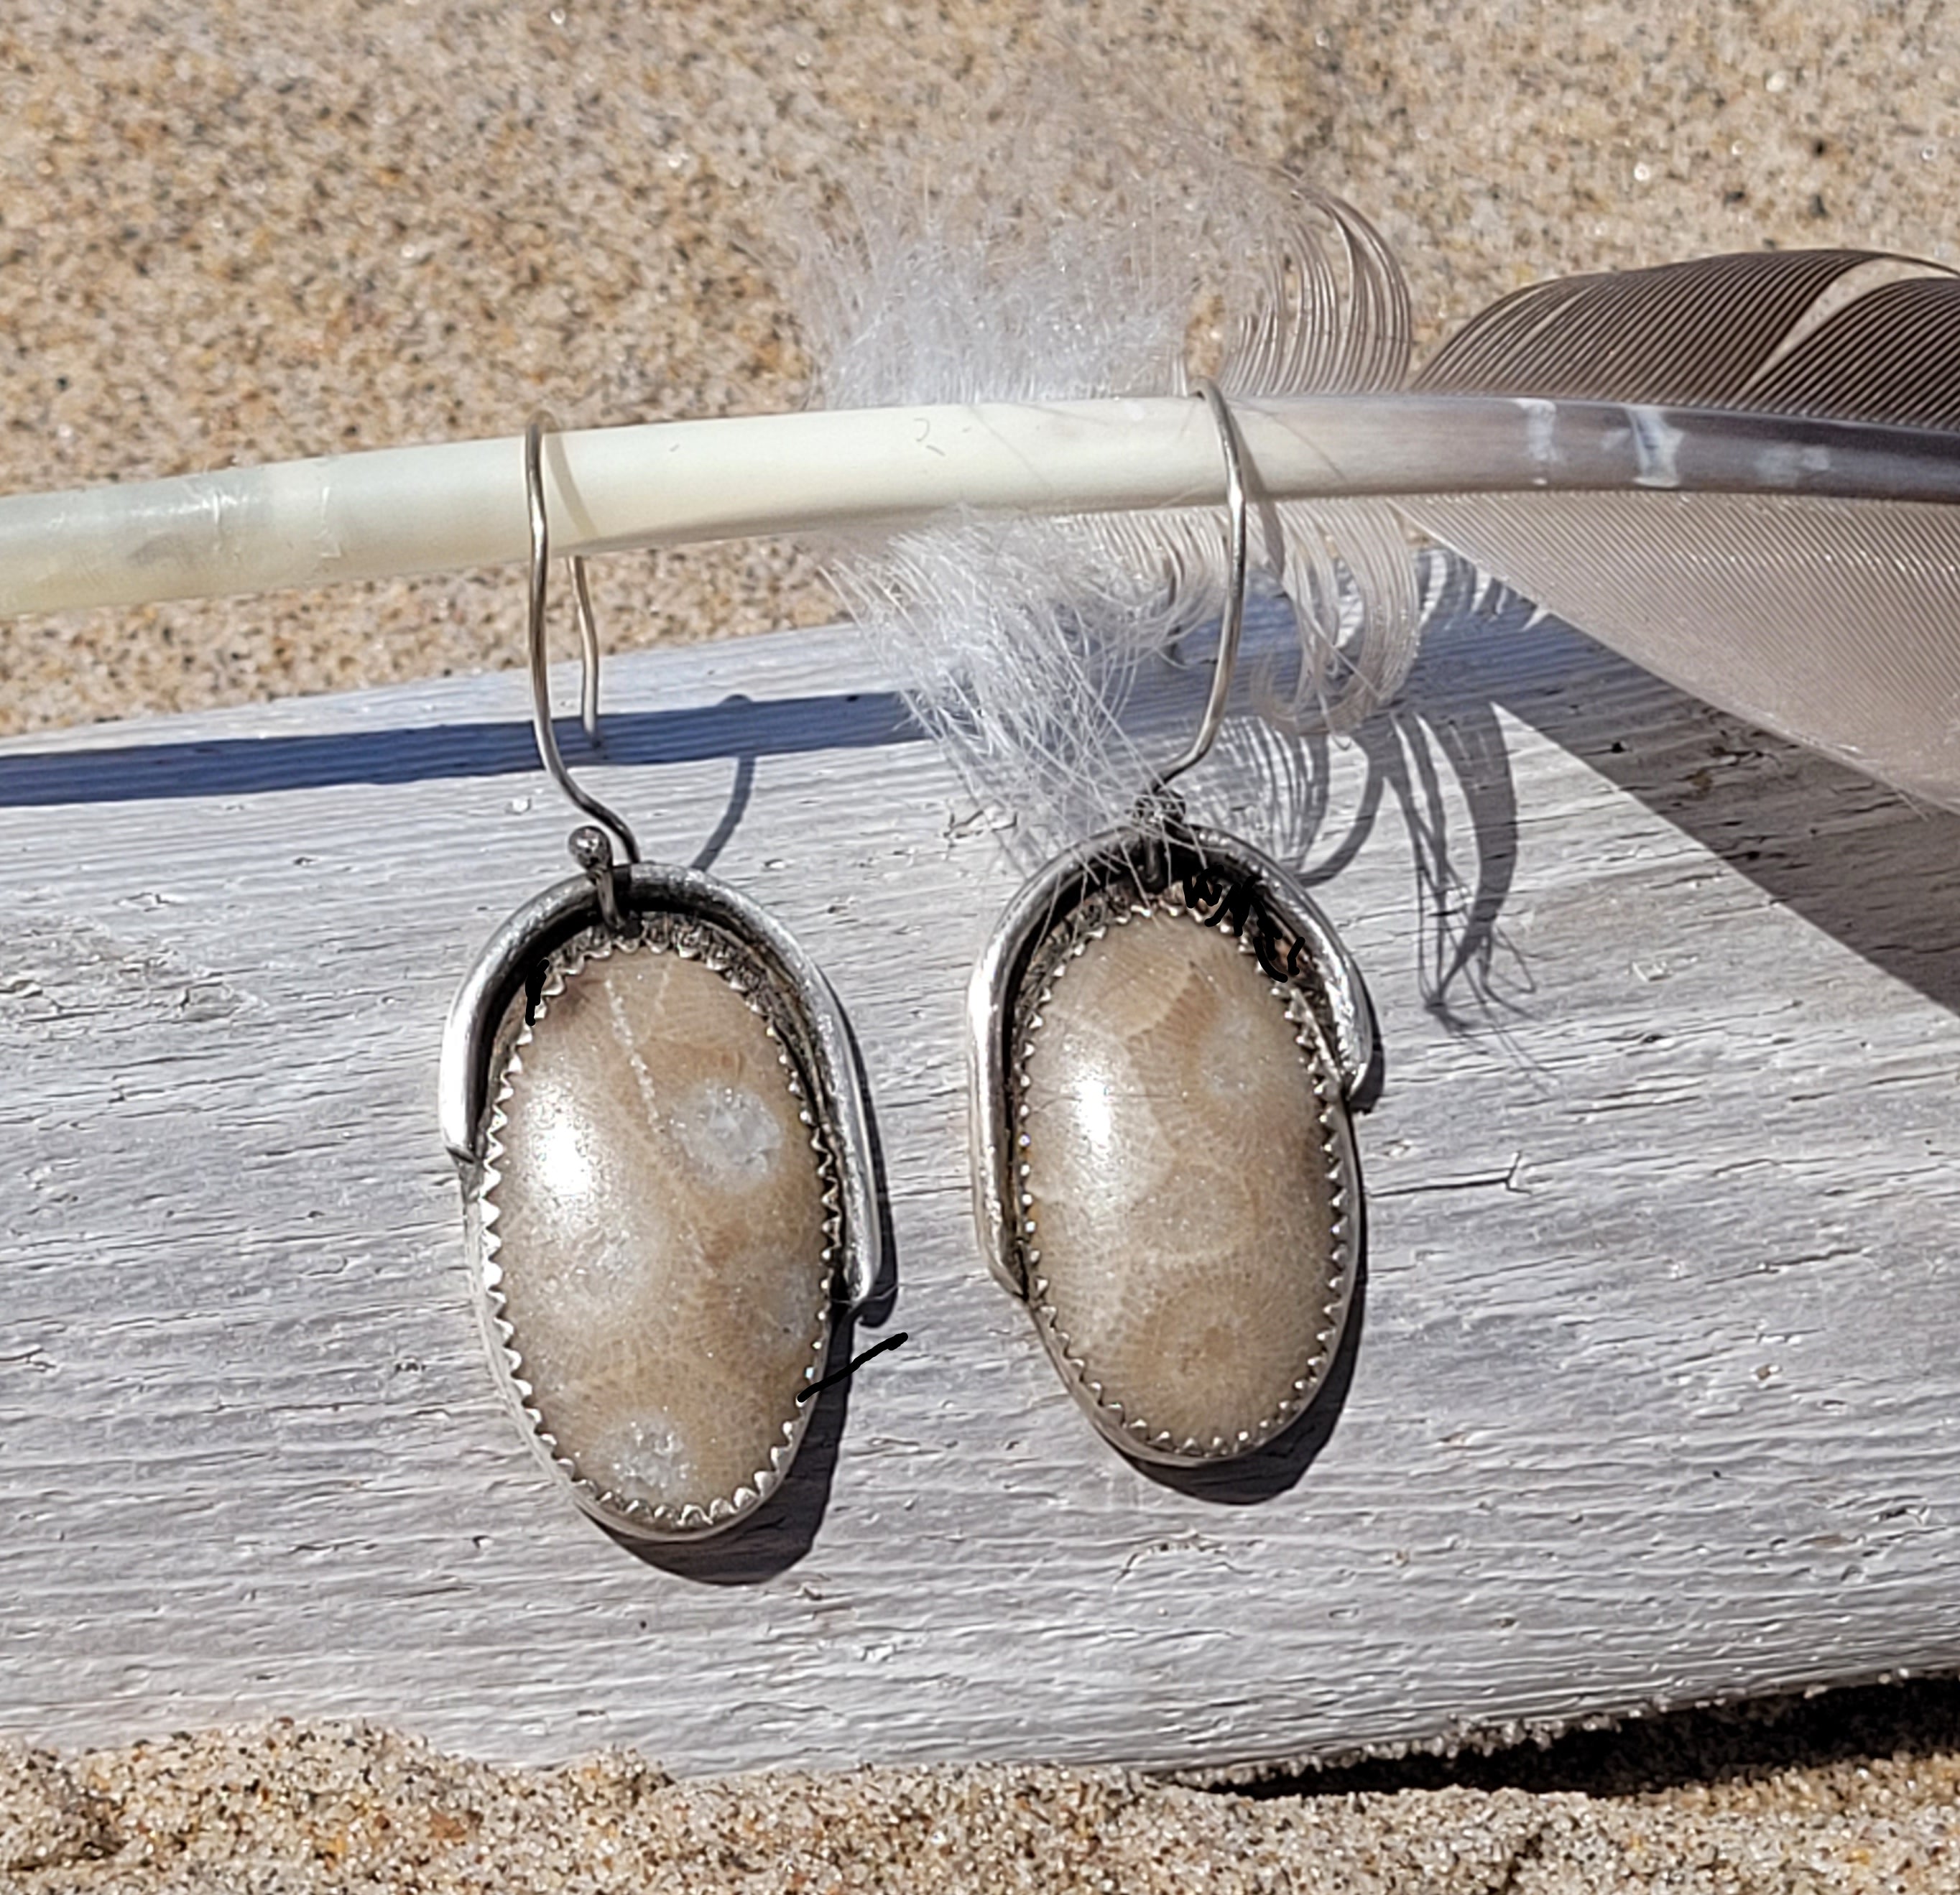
3, 1689, 1960, 1891
4, 0, 1959, 1885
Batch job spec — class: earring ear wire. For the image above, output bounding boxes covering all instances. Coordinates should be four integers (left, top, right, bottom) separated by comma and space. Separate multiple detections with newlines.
1148, 379, 1250, 801
966, 381, 1373, 1468
524, 412, 639, 866
438, 417, 881, 1541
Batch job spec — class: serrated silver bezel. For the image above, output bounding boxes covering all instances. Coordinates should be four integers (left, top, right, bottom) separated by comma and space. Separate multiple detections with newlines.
967, 820, 1371, 1467
440, 862, 879, 1539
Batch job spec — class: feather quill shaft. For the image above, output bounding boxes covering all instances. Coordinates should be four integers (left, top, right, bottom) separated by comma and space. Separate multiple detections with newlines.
4, 394, 1960, 617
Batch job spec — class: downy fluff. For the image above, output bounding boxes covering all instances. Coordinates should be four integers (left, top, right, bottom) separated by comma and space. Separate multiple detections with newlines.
782, 108, 1420, 856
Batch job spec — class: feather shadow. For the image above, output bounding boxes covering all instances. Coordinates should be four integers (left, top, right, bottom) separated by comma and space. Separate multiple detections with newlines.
1402, 560, 1960, 1021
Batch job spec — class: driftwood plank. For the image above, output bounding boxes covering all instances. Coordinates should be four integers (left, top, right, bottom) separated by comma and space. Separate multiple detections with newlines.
2, 596, 1958, 1776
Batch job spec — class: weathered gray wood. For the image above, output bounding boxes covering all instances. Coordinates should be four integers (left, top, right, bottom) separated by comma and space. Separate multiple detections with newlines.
2, 598, 1959, 1778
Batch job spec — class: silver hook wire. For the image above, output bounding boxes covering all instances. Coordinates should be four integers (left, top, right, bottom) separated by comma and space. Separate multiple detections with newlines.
1152, 377, 1251, 794
524, 412, 640, 866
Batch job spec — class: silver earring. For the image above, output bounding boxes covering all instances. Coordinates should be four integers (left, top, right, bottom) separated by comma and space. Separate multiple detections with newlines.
969, 381, 1372, 1466
440, 416, 878, 1540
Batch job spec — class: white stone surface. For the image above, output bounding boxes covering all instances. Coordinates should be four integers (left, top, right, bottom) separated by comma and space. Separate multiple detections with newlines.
486, 935, 833, 1534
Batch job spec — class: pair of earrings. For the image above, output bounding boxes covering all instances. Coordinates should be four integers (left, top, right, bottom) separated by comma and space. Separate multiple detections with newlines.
438, 389, 1371, 1542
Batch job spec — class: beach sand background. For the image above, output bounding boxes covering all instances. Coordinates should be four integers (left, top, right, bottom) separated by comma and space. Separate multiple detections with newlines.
4, 1, 1959, 1886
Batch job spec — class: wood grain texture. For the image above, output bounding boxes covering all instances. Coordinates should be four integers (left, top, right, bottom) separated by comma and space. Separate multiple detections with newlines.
1, 596, 1957, 1777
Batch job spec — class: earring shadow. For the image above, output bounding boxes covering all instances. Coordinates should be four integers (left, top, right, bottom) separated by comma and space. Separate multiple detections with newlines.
682, 695, 757, 873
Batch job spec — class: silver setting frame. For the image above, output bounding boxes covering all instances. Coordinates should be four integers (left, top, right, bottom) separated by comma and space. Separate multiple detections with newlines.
440, 861, 881, 1539
968, 817, 1372, 1464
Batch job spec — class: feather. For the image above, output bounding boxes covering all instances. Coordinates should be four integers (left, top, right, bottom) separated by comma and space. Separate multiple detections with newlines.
1402, 250, 1960, 813
791, 147, 1960, 840
785, 126, 1426, 851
